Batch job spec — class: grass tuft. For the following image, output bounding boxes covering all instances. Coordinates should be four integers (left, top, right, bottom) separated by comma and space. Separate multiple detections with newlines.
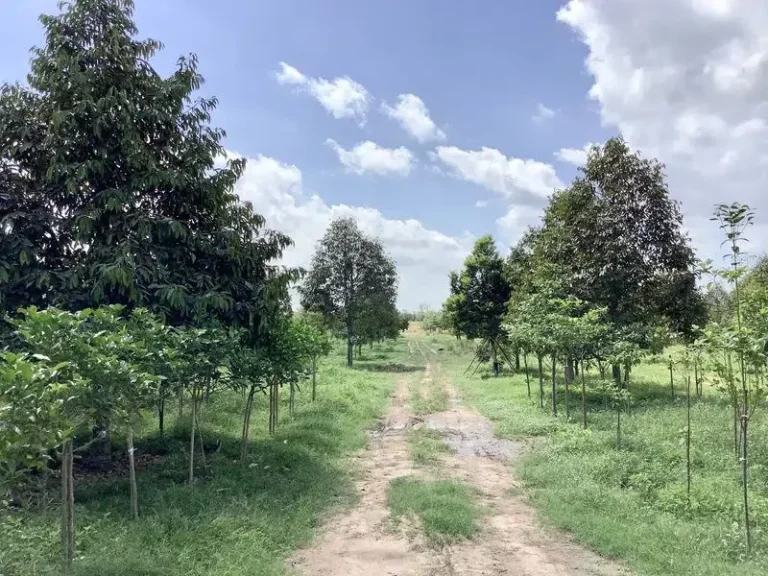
387, 476, 479, 544
407, 427, 450, 466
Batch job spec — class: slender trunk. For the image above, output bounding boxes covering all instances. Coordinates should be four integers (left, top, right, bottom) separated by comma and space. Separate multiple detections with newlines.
581, 360, 588, 429
196, 404, 206, 471
574, 361, 579, 377
742, 406, 751, 552
669, 364, 675, 399
268, 382, 274, 434
492, 341, 499, 377
178, 387, 183, 421
241, 387, 255, 460
289, 381, 295, 416
616, 403, 622, 450
61, 438, 75, 574
694, 361, 700, 398
158, 390, 165, 436
523, 353, 531, 399
598, 359, 605, 379
189, 388, 196, 484
311, 357, 317, 401
128, 428, 138, 520
612, 364, 622, 388
686, 374, 692, 504
515, 350, 521, 371
537, 355, 544, 408
565, 358, 575, 384
551, 354, 558, 417
564, 368, 570, 420
346, 323, 353, 367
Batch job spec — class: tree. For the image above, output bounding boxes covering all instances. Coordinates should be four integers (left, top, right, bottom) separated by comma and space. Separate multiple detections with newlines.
0, 0, 295, 331
445, 236, 511, 374
300, 218, 398, 367
536, 137, 704, 383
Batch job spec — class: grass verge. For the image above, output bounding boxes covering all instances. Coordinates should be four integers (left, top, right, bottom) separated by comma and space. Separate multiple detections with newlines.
387, 476, 479, 544
0, 341, 403, 576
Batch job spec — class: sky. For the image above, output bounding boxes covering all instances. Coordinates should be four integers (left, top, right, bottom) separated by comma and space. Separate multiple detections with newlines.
2, 0, 768, 310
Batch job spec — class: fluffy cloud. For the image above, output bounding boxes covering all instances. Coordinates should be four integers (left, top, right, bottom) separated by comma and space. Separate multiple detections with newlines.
554, 143, 595, 166
532, 103, 557, 122
432, 146, 564, 200
381, 94, 446, 143
275, 62, 370, 123
496, 205, 546, 245
557, 0, 768, 260
230, 153, 473, 309
325, 139, 414, 176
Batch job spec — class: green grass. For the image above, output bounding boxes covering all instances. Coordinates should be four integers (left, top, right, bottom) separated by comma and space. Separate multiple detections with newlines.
427, 332, 768, 576
408, 346, 449, 415
407, 427, 450, 467
386, 476, 479, 544
0, 340, 405, 576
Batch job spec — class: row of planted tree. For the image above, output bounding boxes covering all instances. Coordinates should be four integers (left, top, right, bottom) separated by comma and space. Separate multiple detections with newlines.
442, 137, 768, 553
0, 1, 403, 573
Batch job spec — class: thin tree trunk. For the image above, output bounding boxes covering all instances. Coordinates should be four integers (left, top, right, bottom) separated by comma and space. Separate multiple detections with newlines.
742, 405, 751, 552
61, 438, 74, 574
178, 387, 183, 421
669, 364, 675, 399
189, 389, 196, 484
128, 428, 138, 520
492, 341, 499, 377
158, 391, 165, 436
196, 404, 206, 471
289, 381, 295, 416
538, 355, 544, 408
346, 323, 353, 367
581, 359, 588, 429
515, 350, 521, 371
311, 357, 317, 401
686, 374, 691, 504
616, 404, 622, 450
694, 361, 699, 398
241, 387, 255, 460
523, 353, 531, 399
551, 354, 558, 417
598, 359, 605, 379
565, 367, 570, 420
612, 364, 622, 388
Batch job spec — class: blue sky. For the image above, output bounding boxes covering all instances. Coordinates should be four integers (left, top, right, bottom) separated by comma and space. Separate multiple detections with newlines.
3, 1, 768, 309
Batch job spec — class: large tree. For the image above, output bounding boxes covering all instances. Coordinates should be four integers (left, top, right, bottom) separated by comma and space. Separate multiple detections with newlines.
534, 137, 705, 379
299, 218, 398, 366
0, 0, 294, 334
445, 235, 511, 373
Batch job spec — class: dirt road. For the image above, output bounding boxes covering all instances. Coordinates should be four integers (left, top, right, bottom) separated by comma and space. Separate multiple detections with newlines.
290, 339, 629, 576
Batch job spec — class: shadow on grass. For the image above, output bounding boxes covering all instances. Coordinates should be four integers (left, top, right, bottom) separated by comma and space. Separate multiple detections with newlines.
351, 362, 425, 373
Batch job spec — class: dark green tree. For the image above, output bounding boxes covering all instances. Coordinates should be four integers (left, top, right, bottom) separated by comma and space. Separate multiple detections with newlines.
299, 218, 398, 366
445, 235, 511, 374
0, 0, 295, 333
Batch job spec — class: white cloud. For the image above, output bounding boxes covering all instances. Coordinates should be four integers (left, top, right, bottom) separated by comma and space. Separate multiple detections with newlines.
497, 205, 546, 245
325, 139, 414, 176
475, 200, 488, 208
381, 94, 446, 143
230, 153, 473, 310
557, 0, 768, 262
532, 103, 557, 122
275, 62, 370, 123
554, 143, 595, 166
432, 145, 563, 200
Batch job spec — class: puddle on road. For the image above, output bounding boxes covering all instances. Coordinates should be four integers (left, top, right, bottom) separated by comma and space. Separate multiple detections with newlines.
424, 412, 520, 461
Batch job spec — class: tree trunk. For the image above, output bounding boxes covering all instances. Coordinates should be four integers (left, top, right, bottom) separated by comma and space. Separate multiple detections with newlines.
574, 361, 579, 377
492, 341, 499, 377
158, 391, 165, 436
515, 350, 521, 371
598, 359, 605, 379
289, 381, 295, 416
523, 353, 531, 399
537, 355, 544, 409
686, 375, 691, 504
61, 438, 74, 574
196, 404, 206, 471
742, 406, 751, 552
178, 387, 183, 421
551, 354, 558, 417
346, 323, 353, 367
612, 364, 622, 388
616, 403, 622, 450
128, 428, 138, 520
311, 357, 317, 401
564, 366, 570, 420
188, 389, 196, 484
669, 364, 675, 399
581, 360, 588, 429
241, 387, 255, 460
565, 358, 575, 384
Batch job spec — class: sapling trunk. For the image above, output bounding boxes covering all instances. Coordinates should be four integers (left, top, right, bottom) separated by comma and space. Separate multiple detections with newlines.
241, 386, 256, 460
616, 402, 622, 450
128, 428, 138, 520
311, 357, 317, 401
686, 374, 692, 504
742, 405, 751, 552
669, 363, 675, 399
598, 359, 605, 379
158, 391, 165, 436
551, 354, 557, 417
178, 387, 183, 421
537, 355, 544, 408
564, 368, 570, 420
189, 388, 197, 484
60, 438, 74, 574
289, 381, 295, 416
581, 360, 588, 429
523, 353, 531, 399
196, 409, 206, 471
515, 350, 520, 371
